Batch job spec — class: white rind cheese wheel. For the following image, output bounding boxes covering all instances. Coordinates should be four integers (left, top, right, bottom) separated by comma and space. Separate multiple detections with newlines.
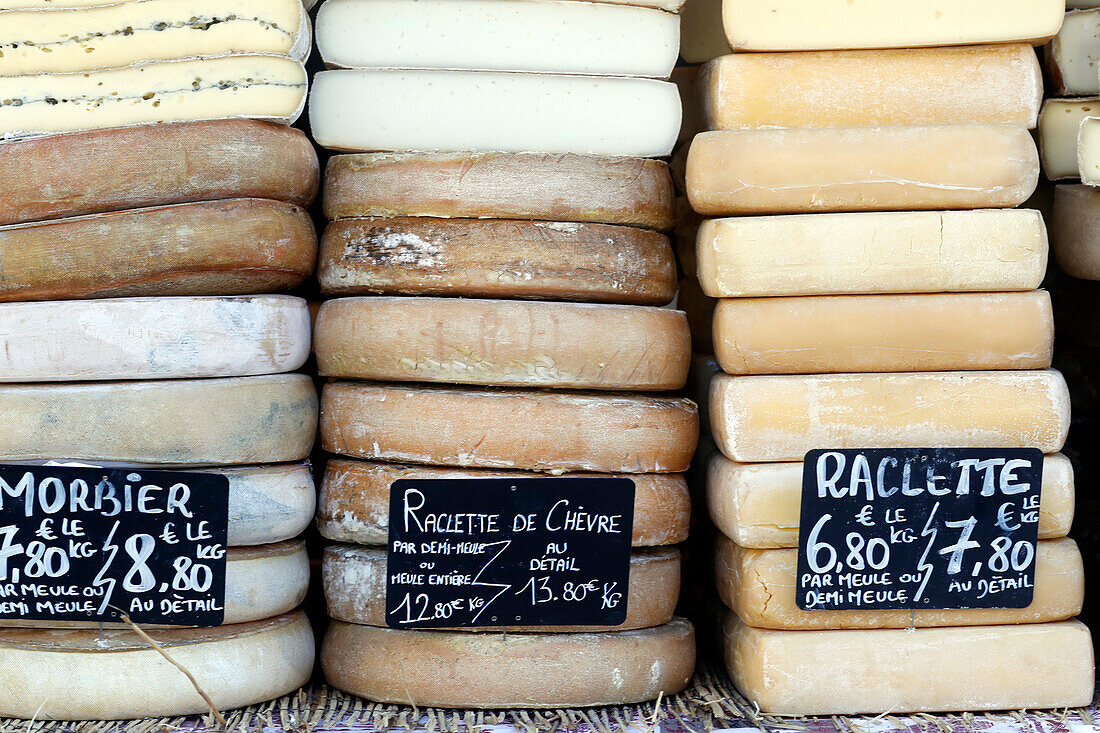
1039, 98, 1099, 180
322, 618, 695, 708
1046, 9, 1100, 96
0, 610, 314, 719
221, 463, 316, 546
314, 297, 690, 391
1052, 185, 1100, 280
323, 545, 680, 632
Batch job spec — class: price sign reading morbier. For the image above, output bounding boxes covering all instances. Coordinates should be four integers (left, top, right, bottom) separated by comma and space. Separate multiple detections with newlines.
0, 465, 228, 626
385, 477, 634, 628
796, 449, 1043, 611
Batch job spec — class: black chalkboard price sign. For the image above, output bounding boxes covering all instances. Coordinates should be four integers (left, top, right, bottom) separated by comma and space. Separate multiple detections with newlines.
385, 477, 634, 628
0, 465, 228, 626
796, 448, 1043, 611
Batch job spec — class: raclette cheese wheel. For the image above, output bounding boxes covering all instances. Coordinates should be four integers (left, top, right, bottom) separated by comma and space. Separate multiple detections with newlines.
317, 459, 690, 547
1053, 185, 1100, 280
322, 618, 695, 708
1039, 98, 1099, 180
321, 382, 698, 473
314, 297, 690, 391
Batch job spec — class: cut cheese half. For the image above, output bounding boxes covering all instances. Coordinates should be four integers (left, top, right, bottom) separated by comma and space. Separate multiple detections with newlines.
0, 0, 310, 75
721, 0, 1065, 51
1046, 9, 1100, 95
322, 152, 675, 229
317, 459, 690, 547
0, 611, 314, 720
711, 370, 1071, 463
0, 55, 307, 139
316, 0, 677, 78
314, 297, 690, 391
309, 69, 680, 157
725, 616, 1094, 715
1077, 116, 1100, 185
321, 382, 698, 473
0, 296, 311, 381
707, 451, 1075, 549
696, 210, 1048, 297
1039, 98, 1099, 180
1053, 184, 1100, 280
680, 0, 730, 63
0, 375, 317, 465
713, 292, 1054, 375
686, 125, 1038, 216
322, 618, 695, 708
324, 545, 680, 632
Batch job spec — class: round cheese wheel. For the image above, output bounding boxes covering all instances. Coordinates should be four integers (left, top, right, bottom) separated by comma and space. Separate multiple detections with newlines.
318, 218, 676, 305
0, 120, 318, 226
220, 462, 316, 546
321, 382, 698, 473
317, 459, 689, 546
323, 152, 674, 230
314, 297, 691, 391
322, 617, 695, 708
0, 375, 317, 465
323, 544, 679, 632
0, 610, 314, 719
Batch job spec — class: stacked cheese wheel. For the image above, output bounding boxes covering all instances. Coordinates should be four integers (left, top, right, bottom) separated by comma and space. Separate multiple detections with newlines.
685, 0, 1095, 717
0, 0, 319, 719
308, 0, 697, 709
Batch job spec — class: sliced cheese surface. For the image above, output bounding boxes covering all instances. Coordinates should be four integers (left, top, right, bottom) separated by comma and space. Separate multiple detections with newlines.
1046, 9, 1100, 95
322, 618, 695, 708
324, 545, 680, 632
314, 297, 690, 391
323, 152, 675, 229
725, 616, 1095, 715
686, 125, 1038, 216
1039, 98, 1099, 180
0, 296, 310, 381
319, 218, 677, 305
0, 375, 317, 465
0, 611, 314, 720
721, 0, 1065, 51
317, 459, 690, 547
707, 452, 1075, 549
696, 210, 1047, 297
680, 0, 730, 63
317, 0, 676, 77
309, 70, 680, 157
0, 55, 307, 138
1053, 184, 1100, 280
711, 370, 1071, 463
713, 292, 1054, 375
1077, 116, 1100, 184
321, 382, 698, 473
701, 44, 1042, 130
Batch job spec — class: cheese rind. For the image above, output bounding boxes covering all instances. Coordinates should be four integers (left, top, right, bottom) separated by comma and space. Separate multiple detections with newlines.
1053, 184, 1100, 280
314, 297, 690, 391
322, 618, 695, 708
1046, 9, 1100, 95
321, 382, 698, 473
713, 292, 1054, 375
701, 45, 1042, 130
711, 370, 1071, 463
1077, 117, 1100, 185
1039, 99, 1100, 180
686, 126, 1039, 216
318, 218, 676, 305
317, 459, 690, 546
725, 616, 1095, 715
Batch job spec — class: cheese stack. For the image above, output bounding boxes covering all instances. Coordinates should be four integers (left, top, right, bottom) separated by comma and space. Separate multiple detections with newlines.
685, 0, 1095, 716
307, 0, 695, 708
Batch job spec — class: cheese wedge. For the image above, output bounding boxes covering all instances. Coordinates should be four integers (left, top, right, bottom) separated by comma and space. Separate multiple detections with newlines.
1053, 184, 1100, 280
1077, 116, 1100, 184
316, 459, 690, 547
680, 0, 730, 63
702, 44, 1041, 131
0, 611, 313, 719
711, 370, 1071, 464
0, 375, 317, 465
1046, 9, 1100, 95
696, 210, 1048, 298
314, 297, 690, 391
322, 152, 675, 229
1039, 98, 1099, 180
321, 382, 698, 473
707, 452, 1076, 549
318, 218, 677, 305
686, 125, 1039, 216
0, 0, 310, 75
322, 618, 695, 708
712, 292, 1054, 375
725, 616, 1095, 715
721, 0, 1065, 51
316, 0, 677, 78
0, 55, 307, 138
309, 70, 680, 157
